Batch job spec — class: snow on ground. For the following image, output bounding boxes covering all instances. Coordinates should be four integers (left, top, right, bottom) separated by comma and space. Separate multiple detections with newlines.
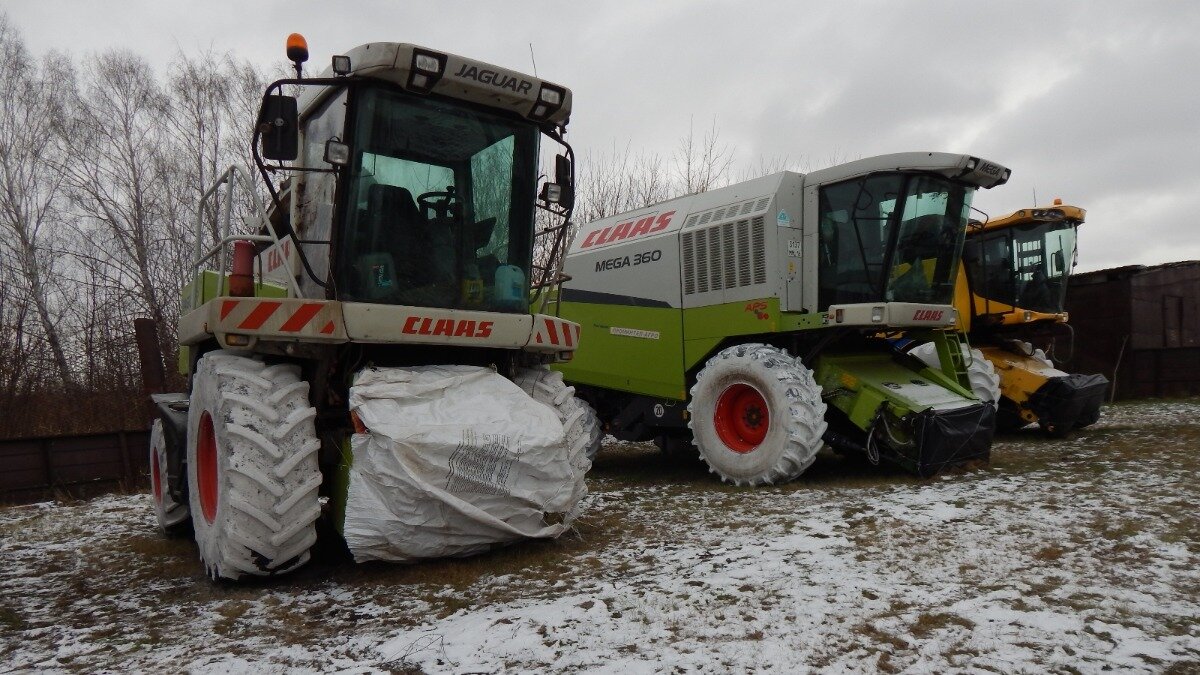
2, 399, 1199, 673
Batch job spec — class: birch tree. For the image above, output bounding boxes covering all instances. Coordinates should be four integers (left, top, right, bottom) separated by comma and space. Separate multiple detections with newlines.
0, 16, 74, 385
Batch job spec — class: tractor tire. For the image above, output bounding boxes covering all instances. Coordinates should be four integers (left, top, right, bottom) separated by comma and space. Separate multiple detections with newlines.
910, 342, 1001, 409
149, 419, 190, 535
515, 367, 603, 463
186, 351, 322, 581
687, 344, 827, 486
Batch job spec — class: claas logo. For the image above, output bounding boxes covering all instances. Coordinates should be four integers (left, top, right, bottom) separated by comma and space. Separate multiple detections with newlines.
403, 315, 494, 338
579, 211, 676, 249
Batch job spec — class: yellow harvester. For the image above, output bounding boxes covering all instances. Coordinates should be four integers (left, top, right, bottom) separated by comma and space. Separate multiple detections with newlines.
955, 201, 1109, 436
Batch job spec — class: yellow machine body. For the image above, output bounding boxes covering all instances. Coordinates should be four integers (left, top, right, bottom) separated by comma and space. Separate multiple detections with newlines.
957, 203, 1107, 435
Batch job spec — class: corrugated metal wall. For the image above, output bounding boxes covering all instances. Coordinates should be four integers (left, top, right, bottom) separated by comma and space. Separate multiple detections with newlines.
0, 430, 150, 505
1068, 262, 1200, 399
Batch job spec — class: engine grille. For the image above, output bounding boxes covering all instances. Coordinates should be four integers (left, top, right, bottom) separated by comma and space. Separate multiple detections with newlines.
682, 216, 766, 296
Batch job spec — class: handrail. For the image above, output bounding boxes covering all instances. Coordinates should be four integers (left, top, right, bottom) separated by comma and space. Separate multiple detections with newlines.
190, 165, 303, 310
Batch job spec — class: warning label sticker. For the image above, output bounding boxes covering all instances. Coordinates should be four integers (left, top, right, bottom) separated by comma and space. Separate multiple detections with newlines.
609, 326, 661, 340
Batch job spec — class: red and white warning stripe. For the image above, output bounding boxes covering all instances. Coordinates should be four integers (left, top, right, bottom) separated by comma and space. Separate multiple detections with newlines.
530, 315, 580, 351
213, 298, 345, 340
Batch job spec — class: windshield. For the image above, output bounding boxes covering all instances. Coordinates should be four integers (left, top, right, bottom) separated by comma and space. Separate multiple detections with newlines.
817, 173, 974, 309
337, 85, 540, 312
963, 220, 1078, 315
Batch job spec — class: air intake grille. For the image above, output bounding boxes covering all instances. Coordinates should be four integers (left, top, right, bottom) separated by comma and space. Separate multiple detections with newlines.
681, 230, 696, 295
752, 218, 767, 284
683, 196, 770, 229
681, 215, 767, 296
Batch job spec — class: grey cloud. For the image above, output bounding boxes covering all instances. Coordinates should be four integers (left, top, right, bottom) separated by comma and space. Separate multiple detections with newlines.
6, 0, 1198, 270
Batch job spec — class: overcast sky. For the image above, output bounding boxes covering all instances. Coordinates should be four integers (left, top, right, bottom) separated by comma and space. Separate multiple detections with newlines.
6, 0, 1198, 272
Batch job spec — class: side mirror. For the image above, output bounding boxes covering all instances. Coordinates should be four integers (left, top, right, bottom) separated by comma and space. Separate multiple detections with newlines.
259, 95, 299, 161
555, 154, 572, 186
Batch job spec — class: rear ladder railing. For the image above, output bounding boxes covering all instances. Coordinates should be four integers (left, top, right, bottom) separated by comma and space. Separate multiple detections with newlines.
189, 165, 303, 312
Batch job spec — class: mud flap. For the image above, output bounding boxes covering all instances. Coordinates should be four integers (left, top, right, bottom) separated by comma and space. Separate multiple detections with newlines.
884, 403, 995, 478
1028, 373, 1110, 434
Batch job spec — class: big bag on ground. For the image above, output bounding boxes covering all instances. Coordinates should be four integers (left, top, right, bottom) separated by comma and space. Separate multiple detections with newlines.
345, 366, 588, 562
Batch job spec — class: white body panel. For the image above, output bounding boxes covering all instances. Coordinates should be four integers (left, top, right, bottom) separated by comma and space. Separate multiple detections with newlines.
826, 302, 959, 328
257, 235, 301, 291
563, 152, 1010, 324
298, 43, 572, 126
179, 297, 577, 355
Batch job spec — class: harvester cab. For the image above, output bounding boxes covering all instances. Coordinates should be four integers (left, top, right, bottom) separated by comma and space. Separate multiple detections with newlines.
146, 37, 601, 580
555, 152, 1010, 482
940, 203, 1108, 435
961, 203, 1083, 330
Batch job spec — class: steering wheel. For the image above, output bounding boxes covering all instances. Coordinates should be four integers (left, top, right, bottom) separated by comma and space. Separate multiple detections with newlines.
417, 188, 458, 221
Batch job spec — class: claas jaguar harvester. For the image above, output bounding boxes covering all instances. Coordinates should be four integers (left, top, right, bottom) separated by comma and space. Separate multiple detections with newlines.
144, 36, 600, 580
910, 202, 1108, 436
555, 153, 1012, 483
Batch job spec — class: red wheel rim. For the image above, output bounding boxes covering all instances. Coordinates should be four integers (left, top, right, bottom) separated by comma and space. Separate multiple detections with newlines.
714, 383, 770, 453
151, 447, 163, 503
197, 411, 219, 524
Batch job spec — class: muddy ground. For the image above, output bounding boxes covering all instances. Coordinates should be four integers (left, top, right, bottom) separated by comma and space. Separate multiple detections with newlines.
1, 399, 1198, 673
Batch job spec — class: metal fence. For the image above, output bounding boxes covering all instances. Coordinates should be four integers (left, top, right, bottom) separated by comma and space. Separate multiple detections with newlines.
0, 429, 151, 505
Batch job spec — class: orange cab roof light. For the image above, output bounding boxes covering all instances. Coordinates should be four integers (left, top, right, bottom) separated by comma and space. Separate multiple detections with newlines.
286, 33, 309, 77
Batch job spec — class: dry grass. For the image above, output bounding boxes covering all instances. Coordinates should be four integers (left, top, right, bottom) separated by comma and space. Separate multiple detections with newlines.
1034, 544, 1066, 561
911, 612, 975, 638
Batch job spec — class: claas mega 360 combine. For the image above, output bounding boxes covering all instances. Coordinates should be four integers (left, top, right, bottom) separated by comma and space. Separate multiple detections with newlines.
555, 153, 1012, 483
911, 202, 1108, 436
143, 36, 600, 580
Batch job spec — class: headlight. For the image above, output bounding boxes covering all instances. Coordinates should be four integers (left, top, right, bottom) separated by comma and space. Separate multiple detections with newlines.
414, 54, 442, 74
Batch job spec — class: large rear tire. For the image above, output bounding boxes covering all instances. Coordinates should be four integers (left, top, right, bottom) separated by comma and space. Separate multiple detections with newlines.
149, 419, 190, 535
515, 367, 603, 464
187, 351, 322, 581
687, 344, 827, 486
909, 342, 1001, 409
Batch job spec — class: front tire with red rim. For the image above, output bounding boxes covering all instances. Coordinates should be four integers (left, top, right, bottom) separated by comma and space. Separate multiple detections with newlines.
186, 351, 322, 581
688, 343, 827, 485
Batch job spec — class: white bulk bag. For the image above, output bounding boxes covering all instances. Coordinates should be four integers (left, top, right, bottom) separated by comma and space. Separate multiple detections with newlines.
344, 365, 588, 562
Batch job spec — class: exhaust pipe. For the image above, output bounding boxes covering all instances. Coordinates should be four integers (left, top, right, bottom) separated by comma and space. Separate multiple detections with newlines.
134, 318, 166, 395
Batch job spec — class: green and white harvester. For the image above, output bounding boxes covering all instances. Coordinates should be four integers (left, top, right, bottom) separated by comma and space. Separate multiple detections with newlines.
144, 36, 599, 581
555, 153, 1012, 483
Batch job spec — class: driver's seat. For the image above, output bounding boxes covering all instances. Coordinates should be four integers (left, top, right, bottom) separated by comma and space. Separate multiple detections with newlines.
369, 184, 421, 234
367, 184, 424, 286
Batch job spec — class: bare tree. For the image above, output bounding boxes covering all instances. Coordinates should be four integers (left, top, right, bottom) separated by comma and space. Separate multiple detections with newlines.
164, 50, 268, 248
56, 49, 181, 366
575, 141, 673, 225
0, 253, 35, 418
0, 16, 74, 385
674, 116, 734, 195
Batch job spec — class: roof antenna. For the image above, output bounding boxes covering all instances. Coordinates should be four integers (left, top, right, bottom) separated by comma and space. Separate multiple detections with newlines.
529, 43, 538, 77
1032, 187, 1038, 207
